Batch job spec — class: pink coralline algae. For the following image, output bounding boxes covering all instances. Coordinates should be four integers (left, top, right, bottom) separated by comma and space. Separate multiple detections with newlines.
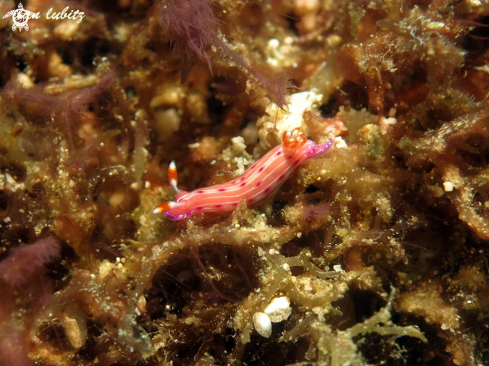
0, 237, 60, 287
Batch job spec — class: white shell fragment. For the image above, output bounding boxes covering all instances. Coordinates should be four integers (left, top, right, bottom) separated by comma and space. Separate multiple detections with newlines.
264, 296, 292, 323
333, 264, 344, 273
253, 312, 272, 338
443, 181, 454, 192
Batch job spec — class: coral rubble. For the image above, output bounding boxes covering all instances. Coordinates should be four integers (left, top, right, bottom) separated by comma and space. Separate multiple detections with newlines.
1, 0, 489, 365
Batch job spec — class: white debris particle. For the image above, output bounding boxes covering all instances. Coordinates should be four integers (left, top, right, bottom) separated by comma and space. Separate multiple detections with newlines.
334, 136, 348, 149
137, 296, 147, 314
443, 181, 454, 192
221, 136, 254, 175
253, 312, 272, 338
262, 91, 323, 136
333, 264, 344, 272
264, 296, 292, 323
283, 36, 294, 45
268, 39, 280, 48
62, 317, 85, 349
379, 116, 397, 135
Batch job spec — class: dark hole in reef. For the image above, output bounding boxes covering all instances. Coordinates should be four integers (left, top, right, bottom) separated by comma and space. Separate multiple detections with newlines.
455, 133, 489, 168
144, 39, 164, 53
209, 77, 243, 96
348, 288, 386, 323
137, 355, 160, 366
124, 86, 137, 99
280, 229, 327, 258
15, 58, 27, 72
454, 237, 489, 277
58, 45, 75, 65
208, 330, 237, 363
242, 332, 310, 366
173, 342, 202, 366
407, 159, 436, 174
470, 192, 487, 215
0, 224, 34, 250
392, 312, 454, 366
28, 182, 46, 201
269, 200, 288, 227
335, 80, 370, 111
423, 108, 453, 129
0, 190, 8, 211
207, 93, 228, 134
290, 266, 307, 276
91, 178, 103, 202
1, 163, 27, 182
76, 320, 105, 362
147, 244, 258, 319
331, 234, 342, 246
464, 309, 489, 365
239, 114, 254, 132
89, 92, 115, 120
280, 240, 302, 257
284, 335, 310, 364
282, 12, 300, 36
319, 94, 340, 118
86, 0, 121, 13
305, 184, 319, 193
354, 332, 406, 366
81, 37, 111, 67
464, 16, 489, 54
38, 321, 72, 351
137, 312, 159, 337
456, 148, 489, 168
400, 225, 447, 262
45, 240, 76, 291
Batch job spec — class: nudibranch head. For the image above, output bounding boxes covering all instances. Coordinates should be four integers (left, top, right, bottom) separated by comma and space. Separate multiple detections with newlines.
283, 128, 306, 149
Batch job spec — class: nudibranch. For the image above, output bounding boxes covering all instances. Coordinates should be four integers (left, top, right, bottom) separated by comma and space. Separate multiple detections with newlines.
153, 129, 333, 220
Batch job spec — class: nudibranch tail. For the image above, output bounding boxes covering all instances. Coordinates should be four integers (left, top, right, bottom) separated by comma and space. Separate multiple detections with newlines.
152, 200, 190, 218
152, 201, 175, 214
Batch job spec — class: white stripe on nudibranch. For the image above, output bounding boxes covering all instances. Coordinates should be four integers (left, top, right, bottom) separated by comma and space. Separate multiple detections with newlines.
153, 130, 333, 220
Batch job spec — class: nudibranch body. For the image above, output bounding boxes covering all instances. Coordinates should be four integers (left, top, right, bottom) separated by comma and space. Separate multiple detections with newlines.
153, 129, 333, 220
